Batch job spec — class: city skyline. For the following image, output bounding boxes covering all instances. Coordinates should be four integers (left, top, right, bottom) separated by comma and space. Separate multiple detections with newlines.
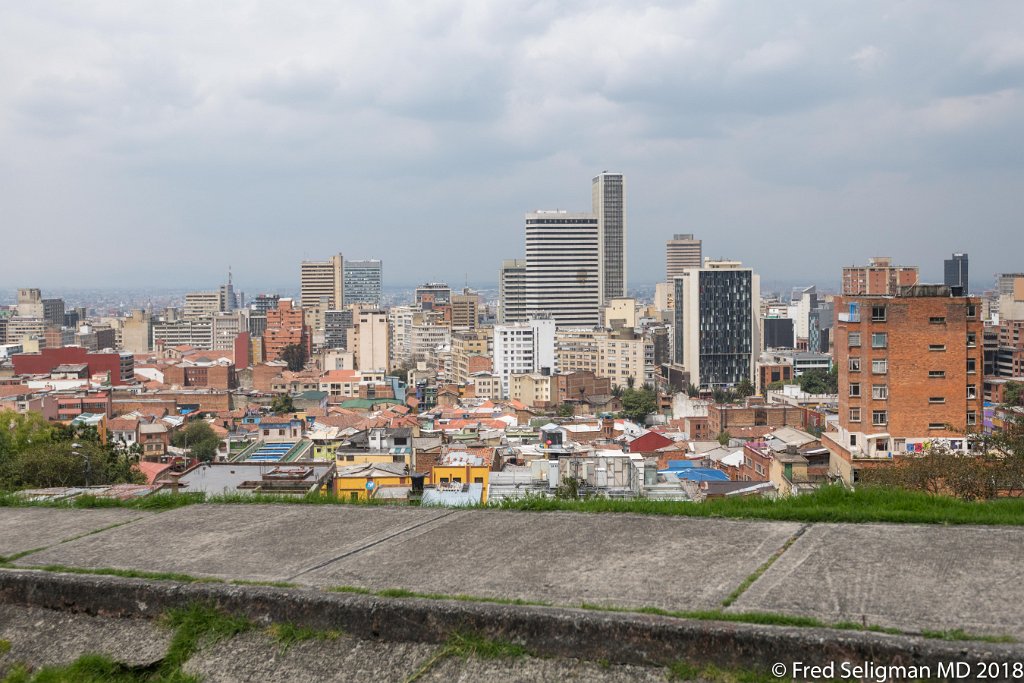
1, 2, 1022, 288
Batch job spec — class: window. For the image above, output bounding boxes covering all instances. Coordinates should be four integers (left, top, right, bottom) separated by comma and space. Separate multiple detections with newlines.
871, 305, 887, 322
849, 407, 861, 422
872, 385, 888, 400
871, 332, 888, 348
929, 423, 947, 430
894, 438, 906, 452
967, 358, 977, 374
928, 370, 946, 378
849, 382, 861, 397
848, 332, 861, 347
967, 411, 977, 426
967, 304, 977, 318
473, 477, 484, 484
872, 359, 888, 374
848, 357, 861, 372
929, 316, 946, 324
872, 410, 887, 426
929, 396, 946, 404
849, 434, 857, 447
929, 344, 946, 352
967, 385, 977, 399
967, 332, 977, 348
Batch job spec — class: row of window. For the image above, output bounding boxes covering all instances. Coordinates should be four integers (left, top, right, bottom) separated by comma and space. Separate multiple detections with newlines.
849, 383, 977, 398
849, 332, 977, 348
848, 410, 978, 427
866, 304, 977, 322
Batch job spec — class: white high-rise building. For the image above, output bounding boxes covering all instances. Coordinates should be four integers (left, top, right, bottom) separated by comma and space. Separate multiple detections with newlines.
493, 318, 556, 398
673, 260, 761, 389
666, 234, 702, 280
499, 259, 527, 324
593, 172, 626, 303
524, 211, 600, 328
300, 254, 344, 313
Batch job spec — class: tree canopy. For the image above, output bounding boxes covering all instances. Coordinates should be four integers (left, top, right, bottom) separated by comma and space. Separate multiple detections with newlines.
270, 394, 295, 415
170, 421, 221, 463
278, 343, 306, 372
620, 387, 657, 424
798, 367, 838, 395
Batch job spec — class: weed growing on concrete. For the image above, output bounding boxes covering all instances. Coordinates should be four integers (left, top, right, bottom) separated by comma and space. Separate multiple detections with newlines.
327, 585, 373, 594
0, 653, 198, 683
30, 564, 224, 584
920, 628, 1017, 643
160, 603, 254, 673
443, 631, 528, 659
721, 526, 808, 608
0, 639, 10, 655
267, 623, 341, 653
229, 579, 299, 589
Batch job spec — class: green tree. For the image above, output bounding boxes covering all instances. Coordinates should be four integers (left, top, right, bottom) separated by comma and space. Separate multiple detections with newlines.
271, 394, 296, 415
556, 403, 575, 418
736, 378, 755, 398
1005, 382, 1024, 407
717, 430, 732, 446
278, 343, 306, 372
620, 387, 657, 424
171, 421, 221, 463
798, 367, 837, 395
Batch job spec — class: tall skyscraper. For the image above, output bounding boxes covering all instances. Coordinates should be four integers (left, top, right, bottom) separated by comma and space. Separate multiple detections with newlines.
524, 211, 600, 328
944, 253, 969, 294
300, 254, 344, 312
343, 259, 382, 308
673, 260, 761, 388
592, 172, 626, 303
666, 234, 702, 280
219, 268, 237, 311
499, 259, 527, 324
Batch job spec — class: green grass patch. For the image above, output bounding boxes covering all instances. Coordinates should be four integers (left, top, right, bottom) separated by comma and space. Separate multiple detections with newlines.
327, 585, 373, 595
160, 604, 254, 673
229, 579, 299, 589
443, 631, 528, 659
267, 623, 341, 652
29, 564, 224, 584
0, 638, 10, 655
0, 653, 197, 683
494, 485, 1024, 526
921, 628, 1017, 643
668, 660, 791, 682
329, 585, 551, 607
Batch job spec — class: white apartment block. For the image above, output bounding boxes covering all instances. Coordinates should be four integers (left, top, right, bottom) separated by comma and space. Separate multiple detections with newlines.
493, 318, 556, 398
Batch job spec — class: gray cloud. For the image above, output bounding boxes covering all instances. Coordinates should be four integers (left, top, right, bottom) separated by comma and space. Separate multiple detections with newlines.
1, 0, 1022, 292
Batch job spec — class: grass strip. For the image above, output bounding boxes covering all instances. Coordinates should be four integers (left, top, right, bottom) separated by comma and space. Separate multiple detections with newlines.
23, 564, 224, 584
921, 628, 1017, 644
669, 660, 791, 682
267, 623, 341, 653
721, 525, 808, 607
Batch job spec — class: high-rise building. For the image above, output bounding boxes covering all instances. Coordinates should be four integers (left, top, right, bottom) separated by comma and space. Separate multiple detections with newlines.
673, 260, 761, 388
450, 288, 480, 329
183, 292, 222, 320
263, 298, 309, 363
499, 259, 527, 324
343, 259, 382, 308
42, 299, 65, 328
219, 269, 237, 311
593, 172, 626, 303
351, 310, 390, 372
415, 283, 451, 310
943, 253, 969, 294
211, 310, 249, 351
300, 254, 344, 313
524, 211, 600, 328
250, 294, 280, 316
323, 309, 354, 350
493, 318, 556, 398
666, 234, 702, 280
826, 285, 983, 484
842, 257, 919, 296
16, 289, 43, 318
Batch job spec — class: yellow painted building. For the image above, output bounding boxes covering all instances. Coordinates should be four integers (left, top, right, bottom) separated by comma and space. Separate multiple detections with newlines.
430, 463, 491, 504
333, 462, 410, 501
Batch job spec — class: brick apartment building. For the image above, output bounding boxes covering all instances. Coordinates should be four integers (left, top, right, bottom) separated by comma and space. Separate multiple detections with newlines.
825, 285, 983, 484
164, 360, 237, 389
841, 257, 919, 296
263, 298, 310, 363
12, 347, 134, 384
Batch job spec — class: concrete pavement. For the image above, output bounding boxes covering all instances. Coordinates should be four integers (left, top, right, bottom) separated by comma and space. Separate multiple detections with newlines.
4, 504, 1024, 640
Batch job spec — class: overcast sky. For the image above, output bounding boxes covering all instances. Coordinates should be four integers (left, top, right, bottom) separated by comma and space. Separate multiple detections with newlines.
2, 1, 1022, 293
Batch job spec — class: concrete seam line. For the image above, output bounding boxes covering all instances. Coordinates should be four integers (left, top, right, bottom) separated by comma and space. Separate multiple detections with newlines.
1, 515, 150, 564
284, 509, 462, 581
721, 522, 811, 608
1, 569, 1022, 671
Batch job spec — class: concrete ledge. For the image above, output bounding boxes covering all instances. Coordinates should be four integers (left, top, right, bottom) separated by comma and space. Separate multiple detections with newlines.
1, 568, 1021, 673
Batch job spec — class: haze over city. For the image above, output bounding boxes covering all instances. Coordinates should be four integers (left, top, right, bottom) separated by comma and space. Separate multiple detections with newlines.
3, 1, 1023, 290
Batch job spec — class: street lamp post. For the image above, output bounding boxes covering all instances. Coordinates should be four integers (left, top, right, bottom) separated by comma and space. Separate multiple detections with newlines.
71, 442, 91, 488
